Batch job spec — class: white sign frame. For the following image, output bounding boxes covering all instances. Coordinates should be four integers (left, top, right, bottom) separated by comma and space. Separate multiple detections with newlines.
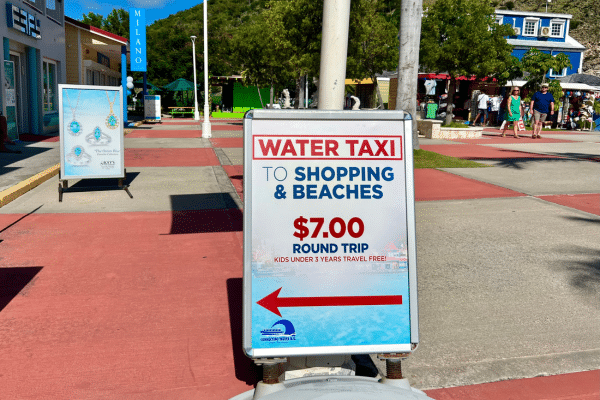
59, 84, 125, 180
144, 95, 161, 121
243, 110, 418, 358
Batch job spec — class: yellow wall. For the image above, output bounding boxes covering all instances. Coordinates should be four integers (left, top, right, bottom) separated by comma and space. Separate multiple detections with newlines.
65, 24, 80, 84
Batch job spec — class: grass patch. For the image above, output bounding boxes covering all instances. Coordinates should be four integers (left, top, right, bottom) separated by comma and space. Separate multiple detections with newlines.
414, 149, 491, 169
442, 121, 471, 128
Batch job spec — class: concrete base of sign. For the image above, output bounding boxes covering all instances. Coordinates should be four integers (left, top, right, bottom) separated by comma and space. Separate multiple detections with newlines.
280, 355, 356, 381
252, 382, 286, 399
418, 119, 484, 139
229, 376, 435, 400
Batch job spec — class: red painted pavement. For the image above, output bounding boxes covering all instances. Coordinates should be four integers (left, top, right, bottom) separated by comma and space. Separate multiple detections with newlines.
127, 129, 201, 138
449, 135, 573, 144
421, 144, 563, 160
415, 169, 526, 201
537, 194, 600, 216
0, 210, 255, 400
425, 370, 600, 400
222, 165, 244, 201
206, 124, 243, 131
125, 148, 220, 167
484, 127, 589, 135
210, 138, 244, 148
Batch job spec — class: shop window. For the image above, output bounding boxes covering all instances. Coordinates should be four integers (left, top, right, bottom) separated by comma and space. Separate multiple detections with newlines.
46, 0, 63, 24
43, 60, 57, 112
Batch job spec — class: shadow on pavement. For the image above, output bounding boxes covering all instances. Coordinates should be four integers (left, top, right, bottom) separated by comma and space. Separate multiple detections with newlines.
0, 206, 43, 234
168, 207, 242, 234
0, 266, 43, 312
491, 156, 594, 170
67, 172, 140, 190
0, 145, 54, 170
227, 277, 260, 386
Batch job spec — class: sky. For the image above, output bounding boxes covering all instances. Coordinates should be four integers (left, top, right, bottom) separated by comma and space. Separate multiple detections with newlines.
64, 0, 204, 26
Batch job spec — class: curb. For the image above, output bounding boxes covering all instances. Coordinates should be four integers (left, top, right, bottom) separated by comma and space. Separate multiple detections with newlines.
0, 163, 60, 208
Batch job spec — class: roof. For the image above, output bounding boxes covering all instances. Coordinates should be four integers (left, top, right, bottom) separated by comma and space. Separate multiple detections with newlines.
65, 16, 128, 46
507, 35, 586, 51
503, 80, 600, 92
495, 10, 572, 19
558, 73, 600, 86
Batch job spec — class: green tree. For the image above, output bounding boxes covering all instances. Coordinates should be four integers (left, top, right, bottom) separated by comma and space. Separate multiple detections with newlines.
103, 9, 129, 39
419, 0, 515, 124
347, 0, 399, 108
520, 48, 571, 97
81, 12, 104, 28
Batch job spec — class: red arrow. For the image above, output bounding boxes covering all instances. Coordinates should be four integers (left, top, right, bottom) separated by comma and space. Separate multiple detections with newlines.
257, 287, 402, 317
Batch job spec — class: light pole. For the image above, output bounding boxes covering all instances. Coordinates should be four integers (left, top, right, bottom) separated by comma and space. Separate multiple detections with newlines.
191, 36, 200, 121
202, 0, 211, 138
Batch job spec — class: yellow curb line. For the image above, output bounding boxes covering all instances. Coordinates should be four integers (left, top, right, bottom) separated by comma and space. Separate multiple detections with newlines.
0, 163, 60, 208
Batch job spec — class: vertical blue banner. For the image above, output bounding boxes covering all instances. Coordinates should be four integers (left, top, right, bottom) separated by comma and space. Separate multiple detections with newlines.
129, 8, 147, 72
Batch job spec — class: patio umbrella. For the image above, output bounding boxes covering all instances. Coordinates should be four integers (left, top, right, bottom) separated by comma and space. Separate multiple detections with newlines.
163, 78, 196, 91
163, 78, 196, 105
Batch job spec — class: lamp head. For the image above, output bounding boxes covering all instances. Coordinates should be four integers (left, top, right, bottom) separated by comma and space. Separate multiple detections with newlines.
191, 35, 197, 41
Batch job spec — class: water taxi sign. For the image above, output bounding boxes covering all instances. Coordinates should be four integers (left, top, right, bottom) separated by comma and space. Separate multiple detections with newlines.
243, 110, 418, 358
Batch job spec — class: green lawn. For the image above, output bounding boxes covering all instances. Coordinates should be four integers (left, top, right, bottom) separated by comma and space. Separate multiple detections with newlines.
413, 149, 491, 169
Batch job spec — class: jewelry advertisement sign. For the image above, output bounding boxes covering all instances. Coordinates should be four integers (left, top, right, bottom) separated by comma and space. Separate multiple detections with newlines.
59, 85, 125, 180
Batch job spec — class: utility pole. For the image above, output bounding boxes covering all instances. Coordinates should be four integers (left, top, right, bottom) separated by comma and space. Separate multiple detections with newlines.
396, 0, 423, 150
317, 0, 351, 110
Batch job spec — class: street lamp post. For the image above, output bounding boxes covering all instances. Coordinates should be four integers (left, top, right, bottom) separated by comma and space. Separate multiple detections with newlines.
202, 0, 211, 138
191, 36, 200, 121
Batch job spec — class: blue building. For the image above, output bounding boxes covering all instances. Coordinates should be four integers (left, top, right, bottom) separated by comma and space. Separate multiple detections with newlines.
495, 10, 585, 78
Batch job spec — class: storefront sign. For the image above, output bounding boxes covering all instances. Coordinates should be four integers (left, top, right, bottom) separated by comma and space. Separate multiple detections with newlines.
144, 95, 161, 121
243, 110, 419, 358
129, 8, 146, 72
59, 85, 125, 180
6, 3, 41, 39
3, 60, 17, 141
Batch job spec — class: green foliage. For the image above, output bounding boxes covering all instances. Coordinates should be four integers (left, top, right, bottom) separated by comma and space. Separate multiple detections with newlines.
346, 0, 399, 82
520, 48, 571, 94
82, 12, 104, 28
82, 9, 129, 39
420, 0, 515, 79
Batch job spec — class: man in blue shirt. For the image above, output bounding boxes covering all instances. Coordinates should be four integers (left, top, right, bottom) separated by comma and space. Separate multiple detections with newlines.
529, 83, 555, 139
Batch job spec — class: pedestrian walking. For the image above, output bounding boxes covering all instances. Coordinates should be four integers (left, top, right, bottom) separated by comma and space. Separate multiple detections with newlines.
501, 87, 523, 138
474, 91, 489, 126
489, 95, 501, 126
529, 83, 555, 139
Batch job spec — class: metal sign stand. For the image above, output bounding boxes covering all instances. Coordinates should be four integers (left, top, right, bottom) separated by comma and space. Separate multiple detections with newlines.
58, 169, 133, 202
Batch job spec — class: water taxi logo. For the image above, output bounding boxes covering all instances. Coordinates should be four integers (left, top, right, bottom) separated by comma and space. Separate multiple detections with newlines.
260, 319, 296, 342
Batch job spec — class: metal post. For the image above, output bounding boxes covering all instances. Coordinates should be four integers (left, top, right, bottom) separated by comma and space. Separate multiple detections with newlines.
191, 36, 200, 121
396, 0, 423, 149
202, 0, 212, 138
317, 0, 351, 110
121, 45, 128, 125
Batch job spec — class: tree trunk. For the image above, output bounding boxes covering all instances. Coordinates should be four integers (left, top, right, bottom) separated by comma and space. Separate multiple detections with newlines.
257, 86, 264, 108
270, 84, 274, 108
396, 0, 423, 149
297, 76, 305, 108
445, 79, 456, 126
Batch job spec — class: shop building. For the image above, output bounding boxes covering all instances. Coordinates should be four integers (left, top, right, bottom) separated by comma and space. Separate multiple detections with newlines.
1, 0, 66, 138
64, 16, 127, 87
